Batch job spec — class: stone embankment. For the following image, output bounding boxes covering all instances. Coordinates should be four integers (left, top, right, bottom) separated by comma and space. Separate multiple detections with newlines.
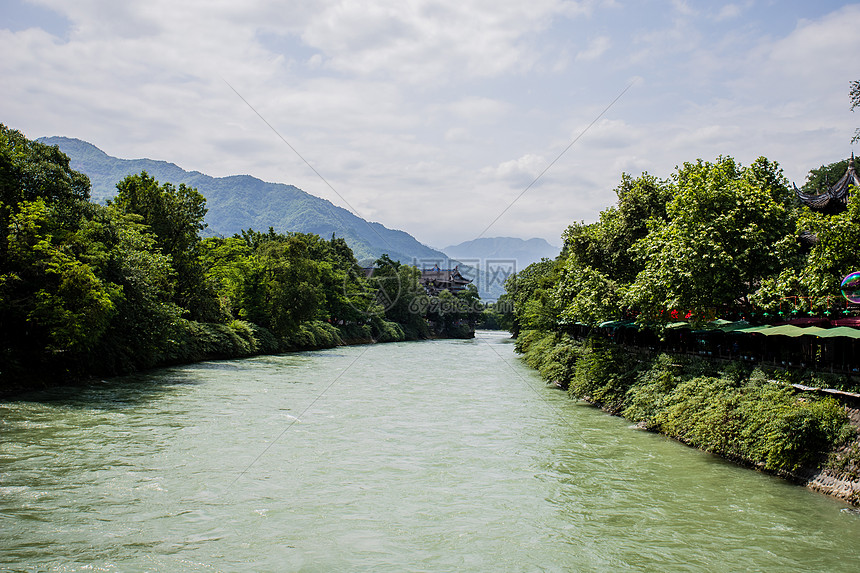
803, 404, 860, 505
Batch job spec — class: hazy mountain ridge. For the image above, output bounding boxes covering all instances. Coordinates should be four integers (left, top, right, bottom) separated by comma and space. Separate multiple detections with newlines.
443, 237, 560, 273
37, 136, 451, 265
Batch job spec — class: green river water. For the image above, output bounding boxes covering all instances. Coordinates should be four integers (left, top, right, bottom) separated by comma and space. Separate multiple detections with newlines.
2, 331, 860, 571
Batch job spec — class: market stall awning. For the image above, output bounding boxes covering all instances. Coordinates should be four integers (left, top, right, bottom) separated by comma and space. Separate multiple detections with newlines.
736, 325, 859, 338
813, 326, 860, 339
715, 321, 751, 332
735, 325, 774, 334
598, 320, 637, 328
759, 325, 827, 337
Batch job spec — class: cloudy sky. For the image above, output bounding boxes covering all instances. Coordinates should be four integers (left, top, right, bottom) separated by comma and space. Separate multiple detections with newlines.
2, 1, 859, 249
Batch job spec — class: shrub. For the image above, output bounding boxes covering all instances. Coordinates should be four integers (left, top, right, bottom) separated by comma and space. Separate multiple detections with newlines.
372, 319, 406, 343
569, 338, 644, 411
513, 329, 547, 355
652, 376, 739, 452
338, 323, 374, 343
623, 354, 681, 424
228, 320, 258, 354
516, 332, 853, 473
247, 322, 279, 354
652, 378, 851, 472
160, 319, 249, 363
514, 330, 558, 372
282, 320, 343, 350
537, 335, 581, 389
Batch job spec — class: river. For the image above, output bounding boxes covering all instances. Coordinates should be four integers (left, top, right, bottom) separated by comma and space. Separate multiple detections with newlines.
2, 331, 860, 571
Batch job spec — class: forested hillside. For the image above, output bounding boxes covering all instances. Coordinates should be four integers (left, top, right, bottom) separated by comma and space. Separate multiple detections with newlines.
37, 136, 452, 265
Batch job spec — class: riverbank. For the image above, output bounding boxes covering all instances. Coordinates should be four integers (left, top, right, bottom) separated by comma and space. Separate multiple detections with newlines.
515, 329, 860, 506
802, 404, 860, 504
1, 317, 474, 399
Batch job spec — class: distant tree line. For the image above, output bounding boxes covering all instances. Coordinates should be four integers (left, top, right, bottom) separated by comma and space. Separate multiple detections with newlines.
0, 125, 479, 392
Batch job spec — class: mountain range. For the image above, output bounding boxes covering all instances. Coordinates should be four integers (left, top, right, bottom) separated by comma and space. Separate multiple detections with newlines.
38, 136, 558, 299
38, 136, 455, 266
442, 237, 559, 273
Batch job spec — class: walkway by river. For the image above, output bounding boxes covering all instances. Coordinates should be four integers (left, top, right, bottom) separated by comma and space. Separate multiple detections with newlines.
2, 331, 860, 571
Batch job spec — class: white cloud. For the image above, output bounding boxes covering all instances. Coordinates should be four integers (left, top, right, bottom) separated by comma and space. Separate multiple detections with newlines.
484, 153, 546, 182
671, 0, 695, 17
714, 4, 743, 22
575, 118, 639, 149
3, 1, 859, 248
576, 36, 611, 61
298, 0, 592, 83
444, 127, 470, 142
444, 97, 512, 122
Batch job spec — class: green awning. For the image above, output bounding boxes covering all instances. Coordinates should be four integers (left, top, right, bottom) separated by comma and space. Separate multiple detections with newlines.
738, 325, 826, 337
736, 325, 773, 334
715, 321, 751, 332
714, 324, 860, 339
761, 325, 827, 337
598, 320, 636, 328
814, 326, 860, 339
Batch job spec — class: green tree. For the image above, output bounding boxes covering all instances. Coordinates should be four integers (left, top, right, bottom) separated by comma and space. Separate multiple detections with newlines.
554, 263, 622, 326
2, 200, 118, 358
201, 230, 378, 337
562, 172, 672, 284
626, 156, 795, 320
111, 172, 206, 256
385, 263, 429, 336
505, 258, 562, 335
0, 124, 91, 260
199, 236, 255, 318
111, 172, 219, 321
83, 205, 181, 372
553, 172, 672, 326
255, 235, 323, 337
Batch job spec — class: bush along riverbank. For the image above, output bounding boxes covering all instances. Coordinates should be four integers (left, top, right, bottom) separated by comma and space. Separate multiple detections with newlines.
1, 316, 417, 397
516, 329, 860, 505
0, 125, 480, 396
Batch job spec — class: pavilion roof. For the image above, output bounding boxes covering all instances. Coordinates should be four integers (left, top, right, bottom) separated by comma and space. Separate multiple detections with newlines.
795, 155, 860, 214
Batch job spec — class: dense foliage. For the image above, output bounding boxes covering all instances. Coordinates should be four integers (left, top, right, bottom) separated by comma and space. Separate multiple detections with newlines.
0, 126, 479, 392
517, 330, 852, 473
506, 154, 859, 330
505, 152, 860, 475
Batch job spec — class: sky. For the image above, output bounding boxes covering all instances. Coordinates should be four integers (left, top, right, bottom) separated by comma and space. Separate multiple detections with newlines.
2, 1, 860, 249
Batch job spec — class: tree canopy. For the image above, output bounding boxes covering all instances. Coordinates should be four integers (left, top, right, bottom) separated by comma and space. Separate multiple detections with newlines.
625, 156, 795, 319
1, 125, 481, 391
506, 154, 841, 330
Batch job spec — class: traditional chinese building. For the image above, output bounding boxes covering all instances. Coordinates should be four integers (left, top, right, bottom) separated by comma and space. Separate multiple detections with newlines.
360, 264, 473, 296
795, 154, 860, 215
420, 265, 472, 296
